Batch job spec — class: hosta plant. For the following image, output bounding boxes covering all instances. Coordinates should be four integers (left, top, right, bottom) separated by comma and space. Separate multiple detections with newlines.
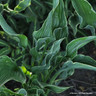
0, 0, 96, 96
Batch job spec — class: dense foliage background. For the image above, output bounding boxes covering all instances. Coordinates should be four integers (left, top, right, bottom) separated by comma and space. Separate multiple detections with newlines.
0, 0, 96, 96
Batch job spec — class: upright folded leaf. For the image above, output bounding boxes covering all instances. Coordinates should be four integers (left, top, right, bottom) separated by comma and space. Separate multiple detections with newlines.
31, 39, 64, 73
69, 14, 80, 36
49, 38, 64, 54
0, 56, 26, 86
72, 0, 96, 28
17, 35, 28, 48
33, 11, 53, 40
53, 0, 67, 28
33, 0, 68, 40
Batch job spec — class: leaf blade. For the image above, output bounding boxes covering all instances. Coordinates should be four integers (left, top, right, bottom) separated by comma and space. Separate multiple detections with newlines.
72, 0, 96, 28
66, 36, 96, 58
0, 56, 26, 86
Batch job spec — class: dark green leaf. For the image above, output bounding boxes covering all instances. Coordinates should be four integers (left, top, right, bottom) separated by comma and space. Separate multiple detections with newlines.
0, 39, 9, 47
0, 14, 28, 48
72, 0, 96, 28
0, 13, 16, 35
0, 86, 16, 96
62, 60, 96, 72
17, 34, 28, 48
0, 4, 3, 13
69, 14, 80, 36
0, 56, 26, 86
44, 84, 70, 93
33, 0, 68, 40
17, 88, 27, 96
48, 38, 64, 55
66, 36, 96, 58
0, 47, 11, 56
73, 54, 96, 67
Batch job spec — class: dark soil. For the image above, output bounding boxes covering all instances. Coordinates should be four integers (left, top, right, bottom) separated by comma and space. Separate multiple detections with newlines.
5, 80, 21, 91
53, 42, 96, 96
55, 69, 96, 96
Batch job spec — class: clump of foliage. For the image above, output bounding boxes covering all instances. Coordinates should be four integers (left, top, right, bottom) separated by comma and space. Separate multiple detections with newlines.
0, 0, 96, 96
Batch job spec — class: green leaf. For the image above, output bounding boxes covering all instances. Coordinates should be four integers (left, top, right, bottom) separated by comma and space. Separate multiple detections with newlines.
0, 39, 9, 47
0, 13, 16, 35
14, 0, 31, 12
51, 59, 96, 84
35, 37, 55, 51
17, 34, 28, 48
72, 62, 96, 71
58, 69, 74, 82
53, 28, 67, 40
69, 14, 80, 36
49, 38, 64, 55
57, 60, 96, 82
66, 36, 96, 58
0, 47, 11, 56
0, 14, 28, 48
0, 86, 20, 95
30, 47, 39, 59
17, 88, 27, 96
31, 54, 52, 73
31, 64, 50, 73
0, 56, 26, 86
72, 0, 96, 28
62, 60, 96, 71
73, 54, 96, 67
31, 38, 63, 73
33, 11, 53, 40
33, 0, 68, 40
44, 84, 70, 93
85, 25, 95, 36
53, 0, 67, 28
0, 4, 3, 13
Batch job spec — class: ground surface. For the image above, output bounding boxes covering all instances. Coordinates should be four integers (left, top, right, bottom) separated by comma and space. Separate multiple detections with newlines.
54, 43, 96, 96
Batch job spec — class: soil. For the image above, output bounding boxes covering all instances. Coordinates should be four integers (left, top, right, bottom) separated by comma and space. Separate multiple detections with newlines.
5, 80, 21, 91
55, 69, 96, 96
53, 42, 96, 96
